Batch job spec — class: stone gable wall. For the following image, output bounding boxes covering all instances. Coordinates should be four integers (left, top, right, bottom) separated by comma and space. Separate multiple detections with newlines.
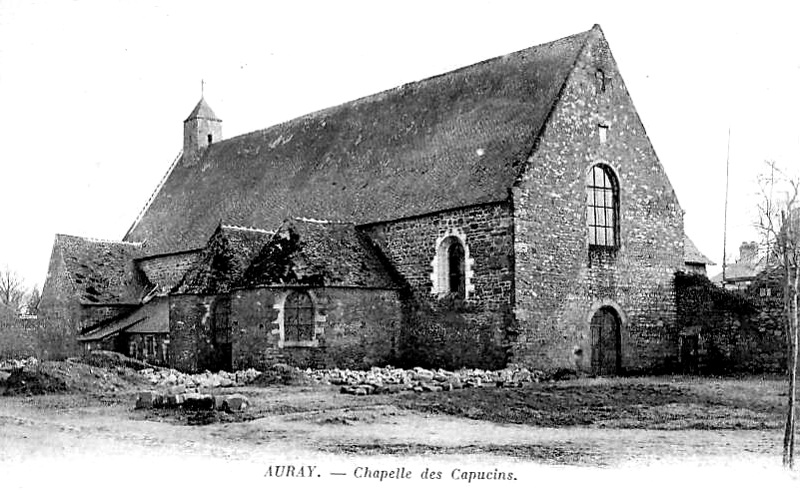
363, 203, 515, 369
138, 251, 202, 292
513, 31, 684, 373
40, 244, 82, 330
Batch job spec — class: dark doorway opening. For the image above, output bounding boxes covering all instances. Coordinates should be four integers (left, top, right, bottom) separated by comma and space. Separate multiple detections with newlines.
211, 296, 232, 372
590, 306, 621, 375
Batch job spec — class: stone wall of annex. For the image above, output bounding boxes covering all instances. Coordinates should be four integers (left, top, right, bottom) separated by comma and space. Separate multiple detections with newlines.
230, 287, 402, 371
168, 294, 218, 372
363, 203, 516, 369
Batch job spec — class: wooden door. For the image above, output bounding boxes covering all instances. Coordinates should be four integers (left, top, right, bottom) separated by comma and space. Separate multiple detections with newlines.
590, 307, 621, 375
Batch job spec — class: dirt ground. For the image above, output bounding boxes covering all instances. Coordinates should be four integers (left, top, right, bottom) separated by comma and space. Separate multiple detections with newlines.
1, 368, 799, 491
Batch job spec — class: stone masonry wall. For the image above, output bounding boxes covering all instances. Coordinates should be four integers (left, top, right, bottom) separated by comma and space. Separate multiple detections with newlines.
40, 243, 82, 331
743, 273, 791, 373
137, 251, 202, 292
513, 29, 684, 373
363, 203, 515, 369
168, 294, 218, 372
231, 287, 402, 370
675, 271, 790, 374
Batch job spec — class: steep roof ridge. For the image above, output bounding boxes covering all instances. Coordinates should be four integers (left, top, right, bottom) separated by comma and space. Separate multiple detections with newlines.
292, 217, 354, 225
196, 28, 595, 150
124, 150, 184, 241
220, 224, 275, 234
514, 25, 598, 186
56, 233, 143, 246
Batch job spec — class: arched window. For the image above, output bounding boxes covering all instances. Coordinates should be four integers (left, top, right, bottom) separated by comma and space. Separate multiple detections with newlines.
433, 235, 467, 299
587, 164, 619, 248
447, 240, 465, 296
284, 290, 314, 342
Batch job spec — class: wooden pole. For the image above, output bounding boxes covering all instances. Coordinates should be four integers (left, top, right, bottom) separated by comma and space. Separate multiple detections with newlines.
722, 128, 731, 283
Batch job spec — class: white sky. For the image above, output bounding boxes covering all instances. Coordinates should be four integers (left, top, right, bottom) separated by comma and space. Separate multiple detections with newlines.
0, 0, 798, 289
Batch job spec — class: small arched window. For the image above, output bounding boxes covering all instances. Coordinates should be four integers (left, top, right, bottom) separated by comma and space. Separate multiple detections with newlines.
433, 235, 466, 299
447, 240, 465, 296
284, 290, 314, 342
587, 164, 619, 248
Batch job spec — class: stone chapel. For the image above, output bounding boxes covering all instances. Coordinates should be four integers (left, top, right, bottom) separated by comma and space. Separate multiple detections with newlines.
40, 25, 712, 374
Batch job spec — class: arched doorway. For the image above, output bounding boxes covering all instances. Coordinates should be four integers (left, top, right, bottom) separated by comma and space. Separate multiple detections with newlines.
590, 306, 621, 375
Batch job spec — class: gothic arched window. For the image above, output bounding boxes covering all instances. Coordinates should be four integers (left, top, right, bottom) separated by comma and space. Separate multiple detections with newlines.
284, 290, 314, 342
587, 164, 619, 248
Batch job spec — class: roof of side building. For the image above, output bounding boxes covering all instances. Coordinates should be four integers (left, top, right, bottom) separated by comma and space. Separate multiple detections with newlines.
55, 234, 151, 304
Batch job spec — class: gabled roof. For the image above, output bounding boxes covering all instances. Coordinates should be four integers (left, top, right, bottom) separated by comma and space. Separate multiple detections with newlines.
184, 97, 220, 122
55, 234, 151, 304
684, 234, 715, 266
172, 224, 274, 295
240, 218, 399, 289
710, 257, 766, 284
78, 296, 168, 342
126, 26, 597, 254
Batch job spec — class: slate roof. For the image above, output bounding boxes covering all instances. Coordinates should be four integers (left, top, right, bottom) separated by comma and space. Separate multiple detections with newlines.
125, 26, 597, 255
185, 97, 221, 122
710, 259, 766, 284
683, 235, 715, 266
78, 296, 169, 342
56, 234, 151, 304
240, 219, 399, 289
172, 225, 274, 295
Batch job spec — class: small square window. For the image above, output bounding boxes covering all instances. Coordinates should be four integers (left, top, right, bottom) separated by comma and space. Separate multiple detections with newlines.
599, 125, 608, 144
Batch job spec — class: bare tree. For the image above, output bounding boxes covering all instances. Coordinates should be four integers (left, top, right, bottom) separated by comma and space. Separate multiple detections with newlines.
757, 161, 800, 469
25, 285, 41, 316
0, 265, 26, 315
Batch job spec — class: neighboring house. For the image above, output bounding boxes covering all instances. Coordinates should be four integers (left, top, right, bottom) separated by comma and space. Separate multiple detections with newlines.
682, 235, 715, 276
41, 25, 692, 375
711, 241, 765, 290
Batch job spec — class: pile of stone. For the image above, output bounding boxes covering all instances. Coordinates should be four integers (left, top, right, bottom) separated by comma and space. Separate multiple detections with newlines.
0, 357, 39, 371
135, 364, 545, 397
134, 389, 249, 413
324, 366, 545, 396
138, 367, 262, 389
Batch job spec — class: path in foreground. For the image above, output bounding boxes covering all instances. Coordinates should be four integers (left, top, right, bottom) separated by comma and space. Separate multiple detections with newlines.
0, 387, 797, 491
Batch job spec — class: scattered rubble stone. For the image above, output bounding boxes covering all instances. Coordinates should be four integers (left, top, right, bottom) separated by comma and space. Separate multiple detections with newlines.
222, 394, 249, 413
132, 363, 548, 400
0, 357, 39, 371
135, 391, 158, 409
183, 393, 215, 411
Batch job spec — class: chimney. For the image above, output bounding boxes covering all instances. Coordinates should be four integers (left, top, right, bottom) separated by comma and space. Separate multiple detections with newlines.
739, 241, 758, 264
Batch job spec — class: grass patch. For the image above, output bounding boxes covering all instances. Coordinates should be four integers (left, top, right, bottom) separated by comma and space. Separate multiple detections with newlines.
398, 376, 786, 430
